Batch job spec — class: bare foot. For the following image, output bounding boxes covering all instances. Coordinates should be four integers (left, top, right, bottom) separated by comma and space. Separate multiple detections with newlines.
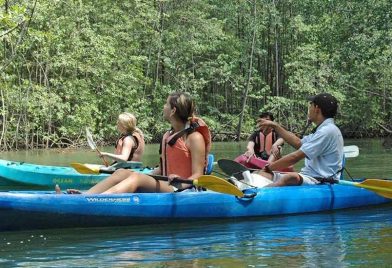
66, 189, 82, 194
55, 184, 62, 194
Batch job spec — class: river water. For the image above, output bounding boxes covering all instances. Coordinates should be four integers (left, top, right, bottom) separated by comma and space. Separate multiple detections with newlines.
0, 139, 391, 267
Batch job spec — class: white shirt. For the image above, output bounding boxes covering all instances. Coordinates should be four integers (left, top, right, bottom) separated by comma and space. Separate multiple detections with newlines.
300, 118, 344, 179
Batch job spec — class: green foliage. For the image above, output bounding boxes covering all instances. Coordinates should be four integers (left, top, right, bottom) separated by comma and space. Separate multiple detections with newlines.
1, 0, 391, 150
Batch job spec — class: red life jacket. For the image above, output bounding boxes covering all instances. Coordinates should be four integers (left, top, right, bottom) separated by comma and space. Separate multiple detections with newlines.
257, 131, 276, 155
160, 117, 211, 178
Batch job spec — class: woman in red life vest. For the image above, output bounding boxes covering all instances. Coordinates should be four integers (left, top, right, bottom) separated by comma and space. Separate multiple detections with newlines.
66, 92, 210, 194
100, 112, 145, 163
245, 112, 284, 163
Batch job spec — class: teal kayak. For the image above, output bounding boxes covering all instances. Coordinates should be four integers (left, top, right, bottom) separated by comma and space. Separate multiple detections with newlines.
0, 159, 152, 188
0, 180, 390, 231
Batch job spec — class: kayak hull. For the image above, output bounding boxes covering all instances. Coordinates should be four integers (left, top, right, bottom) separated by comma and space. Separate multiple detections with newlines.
0, 182, 390, 231
0, 159, 151, 188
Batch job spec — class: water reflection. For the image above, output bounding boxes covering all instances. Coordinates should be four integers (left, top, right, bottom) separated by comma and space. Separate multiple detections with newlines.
0, 205, 391, 267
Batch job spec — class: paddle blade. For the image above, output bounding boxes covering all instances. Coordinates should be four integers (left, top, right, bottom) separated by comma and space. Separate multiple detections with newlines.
343, 145, 359, 158
71, 163, 101, 174
86, 127, 97, 150
359, 179, 392, 199
339, 179, 392, 199
218, 159, 249, 180
194, 175, 244, 197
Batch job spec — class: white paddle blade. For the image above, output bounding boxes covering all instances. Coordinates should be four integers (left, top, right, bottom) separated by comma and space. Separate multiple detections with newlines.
85, 127, 97, 150
343, 145, 359, 158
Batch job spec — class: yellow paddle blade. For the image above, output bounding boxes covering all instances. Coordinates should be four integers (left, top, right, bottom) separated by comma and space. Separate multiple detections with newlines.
339, 179, 392, 199
194, 175, 244, 197
71, 163, 101, 174
359, 179, 392, 199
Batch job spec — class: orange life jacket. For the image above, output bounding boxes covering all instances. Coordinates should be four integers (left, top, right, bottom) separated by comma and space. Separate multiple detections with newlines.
257, 131, 276, 155
160, 117, 211, 178
115, 132, 144, 161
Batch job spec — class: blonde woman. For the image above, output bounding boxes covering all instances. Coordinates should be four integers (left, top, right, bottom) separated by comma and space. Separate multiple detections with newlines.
100, 112, 145, 163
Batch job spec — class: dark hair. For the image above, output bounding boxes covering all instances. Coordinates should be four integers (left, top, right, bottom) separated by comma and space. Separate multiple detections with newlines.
308, 93, 338, 118
168, 92, 195, 123
259, 112, 274, 121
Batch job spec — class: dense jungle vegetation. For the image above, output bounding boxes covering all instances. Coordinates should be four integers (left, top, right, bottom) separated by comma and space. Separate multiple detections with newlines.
1, 0, 391, 150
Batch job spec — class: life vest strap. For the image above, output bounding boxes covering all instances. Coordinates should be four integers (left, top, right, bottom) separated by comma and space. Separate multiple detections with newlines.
167, 121, 200, 146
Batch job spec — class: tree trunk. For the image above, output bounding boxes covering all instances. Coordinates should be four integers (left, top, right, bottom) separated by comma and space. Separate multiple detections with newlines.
154, 1, 164, 91
273, 0, 279, 97
0, 88, 6, 150
236, 0, 257, 141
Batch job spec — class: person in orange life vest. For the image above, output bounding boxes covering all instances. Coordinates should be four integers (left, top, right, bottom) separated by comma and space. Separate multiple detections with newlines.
99, 112, 145, 163
65, 92, 211, 194
244, 112, 284, 163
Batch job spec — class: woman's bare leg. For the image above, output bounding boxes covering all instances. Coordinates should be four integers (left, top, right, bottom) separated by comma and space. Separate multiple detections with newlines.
85, 169, 134, 194
102, 173, 174, 194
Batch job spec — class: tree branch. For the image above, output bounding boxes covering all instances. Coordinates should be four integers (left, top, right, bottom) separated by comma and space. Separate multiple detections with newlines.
0, 0, 38, 72
0, 20, 25, 38
377, 123, 392, 134
345, 84, 392, 101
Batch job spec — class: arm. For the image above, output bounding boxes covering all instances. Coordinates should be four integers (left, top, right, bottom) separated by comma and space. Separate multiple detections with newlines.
244, 131, 257, 157
101, 136, 134, 162
273, 137, 284, 147
258, 119, 302, 149
269, 137, 285, 162
268, 149, 306, 171
245, 141, 256, 157
186, 131, 206, 181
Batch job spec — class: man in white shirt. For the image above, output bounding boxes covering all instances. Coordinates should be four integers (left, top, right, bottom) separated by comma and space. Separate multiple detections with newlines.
255, 93, 344, 186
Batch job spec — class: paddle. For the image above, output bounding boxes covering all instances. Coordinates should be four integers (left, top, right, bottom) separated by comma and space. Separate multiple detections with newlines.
343, 145, 359, 158
71, 162, 110, 174
86, 127, 109, 167
217, 159, 392, 199
338, 179, 392, 199
71, 162, 244, 197
217, 159, 255, 180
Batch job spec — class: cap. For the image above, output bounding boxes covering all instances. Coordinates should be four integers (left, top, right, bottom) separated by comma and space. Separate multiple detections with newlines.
308, 93, 338, 118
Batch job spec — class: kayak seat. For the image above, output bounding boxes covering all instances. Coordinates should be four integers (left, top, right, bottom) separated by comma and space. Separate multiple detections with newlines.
205, 154, 214, 175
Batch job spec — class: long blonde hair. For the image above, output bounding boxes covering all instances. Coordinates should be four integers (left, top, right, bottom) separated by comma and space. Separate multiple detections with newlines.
117, 112, 143, 136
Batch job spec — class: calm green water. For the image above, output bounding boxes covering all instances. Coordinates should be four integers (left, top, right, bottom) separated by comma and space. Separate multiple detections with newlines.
0, 139, 391, 267
2, 138, 391, 178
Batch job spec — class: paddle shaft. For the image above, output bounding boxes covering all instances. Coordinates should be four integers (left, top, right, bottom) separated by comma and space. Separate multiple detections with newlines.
338, 179, 392, 194
96, 148, 110, 167
97, 168, 193, 184
149, 174, 194, 185
86, 127, 109, 167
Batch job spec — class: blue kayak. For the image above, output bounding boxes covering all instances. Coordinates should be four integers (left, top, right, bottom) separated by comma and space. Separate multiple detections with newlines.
0, 181, 390, 231
0, 159, 152, 188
